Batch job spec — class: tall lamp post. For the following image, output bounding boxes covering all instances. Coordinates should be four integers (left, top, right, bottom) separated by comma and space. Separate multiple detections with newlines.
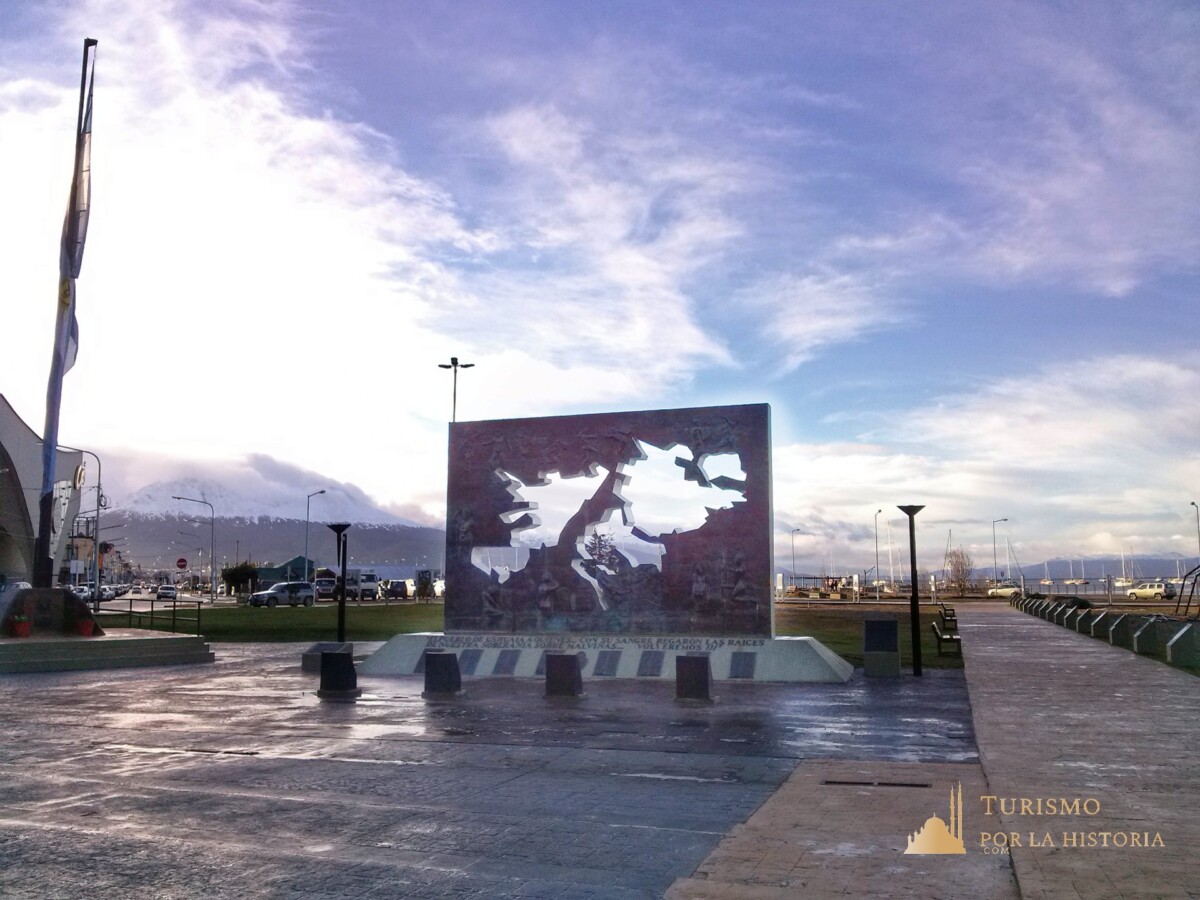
437, 356, 474, 423
790, 528, 801, 592
992, 517, 1008, 583
1191, 501, 1200, 566
898, 505, 925, 676
173, 495, 216, 601
874, 509, 882, 601
328, 523, 351, 643
305, 489, 326, 581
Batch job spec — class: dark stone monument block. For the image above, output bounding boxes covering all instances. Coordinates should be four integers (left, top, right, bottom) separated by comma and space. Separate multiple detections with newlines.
302, 641, 352, 673
423, 650, 462, 697
676, 654, 712, 702
545, 652, 584, 697
317, 650, 361, 700
863, 617, 901, 678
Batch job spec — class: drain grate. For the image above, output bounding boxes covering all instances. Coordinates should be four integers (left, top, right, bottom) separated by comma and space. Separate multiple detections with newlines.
821, 779, 930, 788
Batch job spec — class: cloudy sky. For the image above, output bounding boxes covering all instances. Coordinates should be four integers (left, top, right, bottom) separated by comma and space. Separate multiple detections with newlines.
1, 0, 1197, 575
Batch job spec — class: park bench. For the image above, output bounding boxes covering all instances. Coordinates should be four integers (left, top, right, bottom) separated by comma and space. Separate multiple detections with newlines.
931, 621, 962, 656
937, 603, 957, 630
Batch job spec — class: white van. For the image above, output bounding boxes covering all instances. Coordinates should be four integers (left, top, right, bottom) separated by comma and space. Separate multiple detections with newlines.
344, 569, 379, 601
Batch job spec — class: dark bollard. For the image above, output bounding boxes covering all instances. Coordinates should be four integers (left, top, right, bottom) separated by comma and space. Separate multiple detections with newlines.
422, 651, 462, 698
545, 652, 584, 698
317, 650, 361, 701
302, 641, 353, 673
675, 655, 712, 703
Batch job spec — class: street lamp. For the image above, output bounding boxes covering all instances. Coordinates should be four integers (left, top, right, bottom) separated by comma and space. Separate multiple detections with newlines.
898, 505, 925, 676
328, 523, 351, 643
1191, 502, 1200, 566
305, 489, 326, 581
173, 495, 215, 601
790, 528, 801, 591
437, 356, 475, 423
992, 517, 1008, 583
874, 509, 882, 601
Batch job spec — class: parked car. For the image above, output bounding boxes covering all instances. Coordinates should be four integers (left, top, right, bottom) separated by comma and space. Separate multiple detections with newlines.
313, 577, 337, 599
986, 582, 1023, 599
1127, 582, 1176, 601
156, 584, 177, 600
249, 581, 316, 608
380, 579, 408, 600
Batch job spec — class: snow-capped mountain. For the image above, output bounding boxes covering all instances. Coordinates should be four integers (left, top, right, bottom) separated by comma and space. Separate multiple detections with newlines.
118, 477, 418, 526
82, 454, 446, 572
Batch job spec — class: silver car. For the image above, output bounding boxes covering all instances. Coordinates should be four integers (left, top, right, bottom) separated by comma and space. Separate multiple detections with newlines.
249, 582, 316, 608
1127, 582, 1176, 601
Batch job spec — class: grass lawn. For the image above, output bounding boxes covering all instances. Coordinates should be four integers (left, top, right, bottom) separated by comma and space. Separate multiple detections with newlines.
774, 605, 963, 669
98, 602, 445, 643
102, 600, 963, 668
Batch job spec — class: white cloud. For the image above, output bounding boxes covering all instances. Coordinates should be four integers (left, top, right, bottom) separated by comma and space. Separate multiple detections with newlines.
939, 32, 1198, 295
0, 0, 741, 522
773, 355, 1200, 572
739, 269, 909, 371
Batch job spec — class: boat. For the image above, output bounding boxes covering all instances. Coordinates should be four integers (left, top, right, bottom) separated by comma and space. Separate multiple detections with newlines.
1114, 548, 1134, 589
1040, 561, 1054, 586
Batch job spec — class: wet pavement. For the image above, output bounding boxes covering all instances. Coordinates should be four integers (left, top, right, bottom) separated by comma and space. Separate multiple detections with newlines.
0, 641, 976, 899
6, 606, 1192, 898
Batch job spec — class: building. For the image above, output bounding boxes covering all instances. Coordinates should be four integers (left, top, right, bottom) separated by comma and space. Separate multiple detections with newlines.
0, 394, 86, 587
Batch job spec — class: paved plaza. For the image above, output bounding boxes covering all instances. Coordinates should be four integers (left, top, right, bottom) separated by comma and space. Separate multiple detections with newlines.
0, 603, 1196, 898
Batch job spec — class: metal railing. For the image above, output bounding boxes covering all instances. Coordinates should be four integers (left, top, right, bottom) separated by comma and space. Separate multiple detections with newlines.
97, 595, 203, 635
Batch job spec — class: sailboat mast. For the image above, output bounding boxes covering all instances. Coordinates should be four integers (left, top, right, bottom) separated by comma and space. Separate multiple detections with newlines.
887, 519, 895, 585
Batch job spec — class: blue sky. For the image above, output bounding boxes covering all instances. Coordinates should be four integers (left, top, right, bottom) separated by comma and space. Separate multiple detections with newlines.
1, 0, 1197, 575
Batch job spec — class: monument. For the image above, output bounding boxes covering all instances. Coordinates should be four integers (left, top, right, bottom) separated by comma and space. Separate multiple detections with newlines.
444, 403, 772, 636
361, 403, 853, 682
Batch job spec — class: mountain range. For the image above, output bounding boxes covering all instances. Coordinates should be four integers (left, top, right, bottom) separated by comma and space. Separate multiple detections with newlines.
90, 475, 445, 578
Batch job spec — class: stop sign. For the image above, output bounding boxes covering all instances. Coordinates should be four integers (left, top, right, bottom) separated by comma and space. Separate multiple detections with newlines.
176, 558, 187, 569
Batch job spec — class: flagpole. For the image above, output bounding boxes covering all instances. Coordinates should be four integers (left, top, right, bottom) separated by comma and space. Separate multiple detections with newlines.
32, 38, 97, 587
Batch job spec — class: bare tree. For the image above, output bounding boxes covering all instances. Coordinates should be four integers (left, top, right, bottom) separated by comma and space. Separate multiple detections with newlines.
945, 547, 974, 596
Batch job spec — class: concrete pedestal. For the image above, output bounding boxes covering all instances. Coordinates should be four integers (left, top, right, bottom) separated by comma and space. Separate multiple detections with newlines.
360, 632, 854, 683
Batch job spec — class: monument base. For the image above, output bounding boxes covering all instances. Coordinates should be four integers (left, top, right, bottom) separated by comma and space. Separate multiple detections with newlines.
359, 632, 853, 683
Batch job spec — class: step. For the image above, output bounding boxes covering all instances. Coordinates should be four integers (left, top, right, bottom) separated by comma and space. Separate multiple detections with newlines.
0, 631, 215, 674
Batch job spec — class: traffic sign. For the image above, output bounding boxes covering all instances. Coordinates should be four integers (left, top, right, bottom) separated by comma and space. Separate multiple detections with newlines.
176, 558, 187, 569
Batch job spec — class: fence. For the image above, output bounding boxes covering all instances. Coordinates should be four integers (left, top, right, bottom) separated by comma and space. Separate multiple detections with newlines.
98, 595, 203, 635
